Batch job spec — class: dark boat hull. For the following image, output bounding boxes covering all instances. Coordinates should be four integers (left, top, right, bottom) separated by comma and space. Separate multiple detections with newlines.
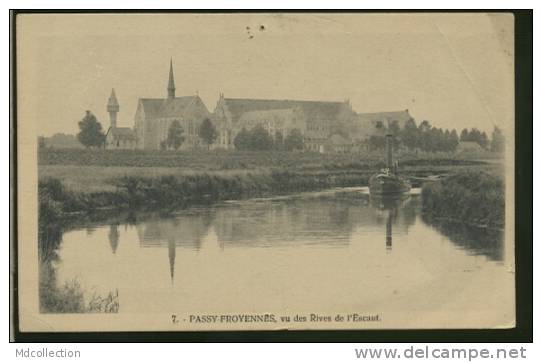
369, 174, 411, 196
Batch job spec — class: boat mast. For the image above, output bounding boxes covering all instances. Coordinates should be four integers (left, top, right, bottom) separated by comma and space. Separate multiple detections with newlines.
386, 133, 393, 174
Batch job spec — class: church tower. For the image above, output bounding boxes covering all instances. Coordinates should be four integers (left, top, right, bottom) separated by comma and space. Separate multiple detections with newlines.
167, 58, 176, 99
107, 88, 119, 129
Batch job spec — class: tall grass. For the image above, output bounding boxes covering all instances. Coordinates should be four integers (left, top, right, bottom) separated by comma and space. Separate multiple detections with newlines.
39, 275, 119, 313
38, 148, 499, 217
39, 169, 372, 215
421, 171, 504, 228
39, 147, 488, 170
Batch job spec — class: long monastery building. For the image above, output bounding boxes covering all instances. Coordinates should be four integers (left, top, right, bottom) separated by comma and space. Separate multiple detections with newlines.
104, 60, 414, 152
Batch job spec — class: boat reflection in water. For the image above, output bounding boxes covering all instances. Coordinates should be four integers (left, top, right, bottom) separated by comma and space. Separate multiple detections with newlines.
370, 194, 411, 252
39, 186, 508, 318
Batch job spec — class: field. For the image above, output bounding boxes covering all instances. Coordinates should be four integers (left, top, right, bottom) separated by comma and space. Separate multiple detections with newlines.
39, 148, 499, 191
38, 148, 503, 216
39, 148, 382, 169
38, 147, 498, 169
39, 165, 262, 193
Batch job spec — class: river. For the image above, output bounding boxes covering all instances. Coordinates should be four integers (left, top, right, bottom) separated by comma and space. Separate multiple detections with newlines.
39, 187, 515, 329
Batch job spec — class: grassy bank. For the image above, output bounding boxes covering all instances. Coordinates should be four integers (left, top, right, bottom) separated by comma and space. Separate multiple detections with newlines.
38, 148, 501, 218
421, 171, 505, 228
39, 170, 373, 218
39, 266, 119, 313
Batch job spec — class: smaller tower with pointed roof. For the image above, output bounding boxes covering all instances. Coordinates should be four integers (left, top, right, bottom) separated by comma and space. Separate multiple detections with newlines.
107, 88, 119, 129
105, 89, 137, 149
167, 58, 176, 99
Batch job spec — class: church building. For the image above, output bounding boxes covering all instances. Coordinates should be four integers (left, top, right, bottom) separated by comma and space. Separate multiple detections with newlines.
212, 95, 356, 151
101, 58, 417, 153
133, 60, 211, 150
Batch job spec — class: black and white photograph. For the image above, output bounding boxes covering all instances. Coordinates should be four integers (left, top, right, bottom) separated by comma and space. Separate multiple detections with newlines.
13, 11, 523, 334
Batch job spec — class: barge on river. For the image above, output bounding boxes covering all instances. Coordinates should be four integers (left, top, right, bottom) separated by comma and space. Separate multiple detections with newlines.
369, 132, 411, 196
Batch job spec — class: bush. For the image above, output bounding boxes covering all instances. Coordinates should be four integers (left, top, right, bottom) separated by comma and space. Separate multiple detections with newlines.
233, 126, 273, 151
421, 171, 504, 227
39, 274, 119, 313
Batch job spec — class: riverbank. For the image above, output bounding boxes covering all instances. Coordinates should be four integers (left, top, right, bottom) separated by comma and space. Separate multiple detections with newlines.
39, 177, 511, 325
421, 170, 505, 228
39, 170, 372, 221
38, 148, 502, 220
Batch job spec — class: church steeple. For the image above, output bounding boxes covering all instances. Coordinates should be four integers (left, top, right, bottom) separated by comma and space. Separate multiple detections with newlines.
167, 58, 175, 99
107, 88, 119, 129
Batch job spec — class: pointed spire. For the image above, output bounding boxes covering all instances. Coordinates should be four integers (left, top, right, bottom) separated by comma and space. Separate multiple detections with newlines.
107, 88, 119, 110
167, 58, 175, 99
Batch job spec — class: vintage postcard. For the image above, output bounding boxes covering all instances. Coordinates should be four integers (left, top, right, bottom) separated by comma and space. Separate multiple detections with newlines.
15, 12, 515, 332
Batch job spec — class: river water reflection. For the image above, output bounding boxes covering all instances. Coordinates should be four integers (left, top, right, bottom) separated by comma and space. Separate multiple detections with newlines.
42, 187, 514, 328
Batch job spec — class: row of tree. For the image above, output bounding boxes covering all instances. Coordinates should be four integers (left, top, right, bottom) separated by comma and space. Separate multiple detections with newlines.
74, 111, 505, 153
162, 122, 307, 152
233, 127, 304, 151
161, 118, 218, 150
461, 127, 505, 153
368, 118, 505, 153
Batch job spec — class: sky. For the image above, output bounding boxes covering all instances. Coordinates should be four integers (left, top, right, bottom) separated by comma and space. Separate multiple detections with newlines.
17, 13, 514, 137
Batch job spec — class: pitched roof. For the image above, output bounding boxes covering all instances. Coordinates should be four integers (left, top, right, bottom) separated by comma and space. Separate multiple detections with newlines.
238, 108, 297, 124
107, 127, 136, 140
457, 141, 483, 150
221, 98, 347, 123
107, 88, 119, 108
356, 110, 412, 124
139, 96, 208, 119
139, 98, 164, 118
348, 110, 413, 140
158, 97, 197, 118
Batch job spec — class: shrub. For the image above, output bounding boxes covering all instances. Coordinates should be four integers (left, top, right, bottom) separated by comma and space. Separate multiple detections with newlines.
421, 171, 504, 227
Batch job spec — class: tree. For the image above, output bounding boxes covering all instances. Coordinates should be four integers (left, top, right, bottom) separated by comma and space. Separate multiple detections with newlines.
284, 129, 304, 151
233, 126, 274, 151
166, 120, 185, 150
418, 120, 432, 133
479, 131, 489, 150
197, 118, 218, 150
388, 120, 400, 135
490, 126, 505, 153
234, 128, 250, 150
38, 136, 47, 149
77, 111, 105, 148
449, 129, 459, 152
401, 118, 418, 150
461, 128, 489, 149
426, 127, 440, 152
274, 130, 284, 151
250, 126, 274, 150
418, 120, 432, 151
367, 135, 386, 151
